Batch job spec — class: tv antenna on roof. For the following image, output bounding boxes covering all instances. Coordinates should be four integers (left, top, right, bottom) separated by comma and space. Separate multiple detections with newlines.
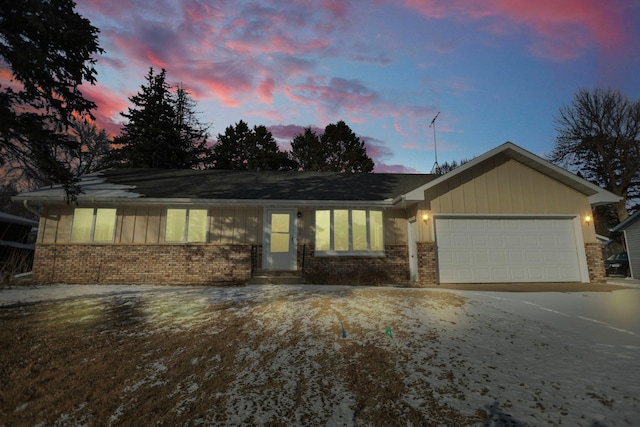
429, 111, 441, 174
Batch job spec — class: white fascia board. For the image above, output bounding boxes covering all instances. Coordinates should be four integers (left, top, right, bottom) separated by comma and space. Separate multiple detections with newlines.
14, 196, 394, 208
588, 192, 622, 206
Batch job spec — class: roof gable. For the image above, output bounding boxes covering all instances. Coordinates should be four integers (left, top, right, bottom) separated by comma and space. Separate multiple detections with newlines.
402, 142, 620, 206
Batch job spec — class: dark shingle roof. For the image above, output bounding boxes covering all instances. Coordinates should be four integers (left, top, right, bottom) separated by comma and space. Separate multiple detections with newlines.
102, 168, 437, 201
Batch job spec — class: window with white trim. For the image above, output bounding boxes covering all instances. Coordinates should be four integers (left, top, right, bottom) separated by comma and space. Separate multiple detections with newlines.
70, 208, 117, 242
315, 209, 384, 254
165, 208, 208, 242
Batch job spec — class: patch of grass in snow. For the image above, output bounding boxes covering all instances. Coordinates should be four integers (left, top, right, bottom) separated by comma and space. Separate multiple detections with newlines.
0, 288, 490, 426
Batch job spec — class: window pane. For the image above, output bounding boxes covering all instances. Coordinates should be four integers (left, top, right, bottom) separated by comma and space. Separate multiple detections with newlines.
352, 210, 367, 251
70, 208, 94, 242
93, 208, 116, 241
334, 209, 349, 251
315, 210, 331, 251
270, 233, 290, 253
187, 209, 208, 242
369, 210, 384, 251
166, 209, 186, 242
271, 213, 290, 233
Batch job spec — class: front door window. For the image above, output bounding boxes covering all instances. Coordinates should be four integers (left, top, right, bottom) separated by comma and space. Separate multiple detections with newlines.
270, 213, 291, 253
263, 209, 297, 270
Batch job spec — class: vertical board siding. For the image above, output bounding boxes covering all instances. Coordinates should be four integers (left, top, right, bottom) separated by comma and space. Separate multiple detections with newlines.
430, 158, 592, 218
472, 166, 489, 212
507, 160, 525, 212
234, 208, 247, 244
56, 206, 73, 242
221, 207, 235, 243
625, 224, 640, 279
245, 207, 260, 244
298, 208, 313, 245
132, 207, 147, 243
120, 207, 136, 243
146, 207, 161, 243
38, 204, 411, 248
460, 169, 475, 212
209, 207, 223, 243
41, 207, 60, 243
384, 209, 408, 245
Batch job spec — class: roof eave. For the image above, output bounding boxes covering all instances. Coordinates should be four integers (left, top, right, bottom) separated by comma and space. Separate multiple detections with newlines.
13, 196, 395, 208
611, 210, 640, 232
588, 192, 623, 206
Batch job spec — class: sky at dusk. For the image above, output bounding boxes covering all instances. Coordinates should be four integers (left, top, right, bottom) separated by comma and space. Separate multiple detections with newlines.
73, 0, 640, 173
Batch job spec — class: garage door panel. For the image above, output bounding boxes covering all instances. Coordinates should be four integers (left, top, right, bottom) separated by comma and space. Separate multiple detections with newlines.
436, 218, 581, 283
490, 251, 509, 263
509, 252, 524, 263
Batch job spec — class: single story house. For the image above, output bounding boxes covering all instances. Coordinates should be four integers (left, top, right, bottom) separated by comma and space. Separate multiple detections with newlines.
610, 210, 640, 279
13, 142, 619, 286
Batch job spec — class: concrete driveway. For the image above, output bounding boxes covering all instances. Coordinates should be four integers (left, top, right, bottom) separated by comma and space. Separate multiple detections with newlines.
444, 279, 640, 350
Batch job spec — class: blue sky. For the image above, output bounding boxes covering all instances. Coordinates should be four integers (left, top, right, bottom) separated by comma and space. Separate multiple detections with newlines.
74, 0, 640, 172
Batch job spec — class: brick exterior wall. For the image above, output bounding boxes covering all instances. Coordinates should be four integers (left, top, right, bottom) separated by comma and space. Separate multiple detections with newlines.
32, 241, 601, 286
33, 244, 252, 285
301, 244, 409, 285
585, 242, 606, 284
416, 241, 437, 287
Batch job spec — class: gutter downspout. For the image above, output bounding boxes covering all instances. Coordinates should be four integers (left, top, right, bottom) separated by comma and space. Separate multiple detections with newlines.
392, 195, 406, 208
23, 200, 41, 218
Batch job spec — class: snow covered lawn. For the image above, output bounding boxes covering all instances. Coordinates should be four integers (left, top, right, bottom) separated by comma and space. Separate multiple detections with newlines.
1, 284, 638, 426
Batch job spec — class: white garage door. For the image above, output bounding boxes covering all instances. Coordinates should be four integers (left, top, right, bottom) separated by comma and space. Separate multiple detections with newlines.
435, 217, 582, 283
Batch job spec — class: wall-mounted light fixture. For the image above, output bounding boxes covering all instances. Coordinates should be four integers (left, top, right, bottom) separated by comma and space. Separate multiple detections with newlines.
584, 214, 592, 224
422, 212, 430, 222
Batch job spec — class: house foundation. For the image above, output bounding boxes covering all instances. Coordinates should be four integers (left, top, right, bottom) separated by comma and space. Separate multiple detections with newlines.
33, 244, 252, 285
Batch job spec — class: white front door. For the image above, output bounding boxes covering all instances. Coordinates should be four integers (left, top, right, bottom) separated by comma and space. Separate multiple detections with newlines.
263, 209, 297, 270
408, 219, 418, 282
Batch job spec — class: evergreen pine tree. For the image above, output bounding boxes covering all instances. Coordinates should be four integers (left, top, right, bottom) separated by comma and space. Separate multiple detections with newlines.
211, 121, 294, 170
112, 68, 210, 169
290, 121, 374, 172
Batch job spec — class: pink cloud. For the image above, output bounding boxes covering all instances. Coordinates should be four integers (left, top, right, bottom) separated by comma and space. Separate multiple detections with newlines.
268, 124, 315, 141
257, 78, 276, 104
80, 83, 129, 136
362, 136, 393, 163
320, 0, 351, 21
286, 77, 380, 116
375, 163, 423, 173
398, 0, 630, 60
74, 0, 396, 116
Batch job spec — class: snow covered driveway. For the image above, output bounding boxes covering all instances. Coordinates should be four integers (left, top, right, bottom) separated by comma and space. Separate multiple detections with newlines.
1, 284, 639, 426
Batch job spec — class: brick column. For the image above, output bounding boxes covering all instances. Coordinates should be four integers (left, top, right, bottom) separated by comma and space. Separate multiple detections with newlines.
416, 241, 436, 286
585, 242, 606, 284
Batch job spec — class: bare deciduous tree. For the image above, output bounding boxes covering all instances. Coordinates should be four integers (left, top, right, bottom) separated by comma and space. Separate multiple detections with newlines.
549, 88, 640, 222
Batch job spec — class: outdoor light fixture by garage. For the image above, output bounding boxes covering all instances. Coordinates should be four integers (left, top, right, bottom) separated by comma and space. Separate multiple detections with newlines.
422, 212, 430, 222
584, 214, 592, 224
